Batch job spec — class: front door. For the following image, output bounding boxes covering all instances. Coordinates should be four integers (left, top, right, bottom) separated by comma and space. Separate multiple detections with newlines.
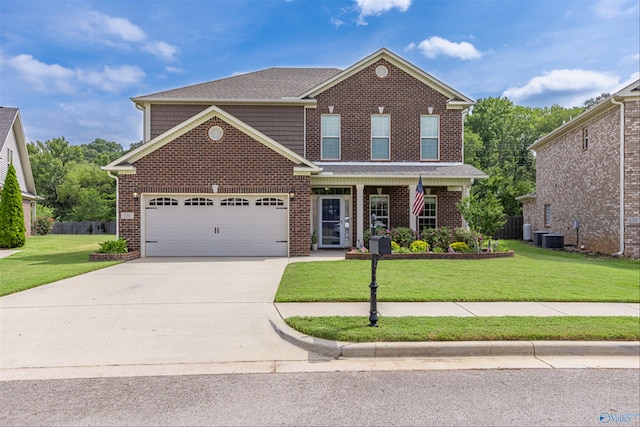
319, 197, 343, 247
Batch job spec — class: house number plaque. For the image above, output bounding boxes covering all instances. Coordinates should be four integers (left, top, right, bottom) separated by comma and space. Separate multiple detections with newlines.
121, 212, 134, 219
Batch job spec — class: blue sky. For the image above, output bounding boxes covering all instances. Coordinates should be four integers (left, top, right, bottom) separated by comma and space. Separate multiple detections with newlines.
1, 0, 638, 147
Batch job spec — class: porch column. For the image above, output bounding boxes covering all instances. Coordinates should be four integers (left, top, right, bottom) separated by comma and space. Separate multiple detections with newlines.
408, 184, 417, 232
356, 184, 364, 247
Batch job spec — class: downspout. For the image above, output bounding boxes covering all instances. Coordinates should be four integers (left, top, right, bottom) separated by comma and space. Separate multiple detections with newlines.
107, 171, 119, 238
610, 98, 625, 256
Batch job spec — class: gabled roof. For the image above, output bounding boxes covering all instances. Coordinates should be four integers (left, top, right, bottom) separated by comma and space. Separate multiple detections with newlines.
103, 105, 320, 175
301, 48, 475, 109
131, 48, 474, 109
0, 107, 39, 199
530, 78, 640, 151
132, 68, 342, 105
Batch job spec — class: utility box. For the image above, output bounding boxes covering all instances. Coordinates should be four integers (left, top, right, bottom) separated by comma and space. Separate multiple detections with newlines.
369, 236, 392, 255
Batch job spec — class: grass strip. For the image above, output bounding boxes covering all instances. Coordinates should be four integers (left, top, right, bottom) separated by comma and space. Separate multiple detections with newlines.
1, 235, 121, 296
276, 241, 640, 303
285, 316, 640, 342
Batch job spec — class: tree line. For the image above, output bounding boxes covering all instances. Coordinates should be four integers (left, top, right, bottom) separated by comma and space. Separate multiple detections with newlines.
27, 95, 606, 222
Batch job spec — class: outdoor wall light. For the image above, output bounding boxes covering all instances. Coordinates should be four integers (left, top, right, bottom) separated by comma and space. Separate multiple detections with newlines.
133, 192, 139, 200
428, 106, 434, 114
289, 190, 295, 200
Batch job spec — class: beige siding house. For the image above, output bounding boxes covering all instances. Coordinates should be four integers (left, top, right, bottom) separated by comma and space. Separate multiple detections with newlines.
519, 80, 639, 258
0, 107, 40, 236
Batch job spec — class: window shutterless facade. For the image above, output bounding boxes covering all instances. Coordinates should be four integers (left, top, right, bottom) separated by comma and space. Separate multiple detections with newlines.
417, 196, 437, 231
371, 115, 390, 160
420, 115, 439, 160
321, 114, 341, 160
370, 195, 389, 228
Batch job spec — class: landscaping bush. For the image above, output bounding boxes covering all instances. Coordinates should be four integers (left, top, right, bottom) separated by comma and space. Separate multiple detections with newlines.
389, 227, 416, 248
410, 240, 429, 253
391, 241, 400, 252
450, 241, 470, 253
34, 205, 55, 235
97, 238, 128, 254
0, 164, 26, 248
421, 227, 454, 251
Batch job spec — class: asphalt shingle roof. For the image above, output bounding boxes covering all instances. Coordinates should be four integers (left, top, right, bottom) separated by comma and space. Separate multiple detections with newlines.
133, 68, 343, 102
0, 107, 18, 149
315, 163, 488, 178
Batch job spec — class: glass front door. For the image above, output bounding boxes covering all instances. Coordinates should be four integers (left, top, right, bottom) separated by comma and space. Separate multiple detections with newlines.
319, 197, 343, 247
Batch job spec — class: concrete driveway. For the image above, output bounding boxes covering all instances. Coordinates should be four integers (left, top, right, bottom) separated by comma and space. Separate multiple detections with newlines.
0, 257, 312, 380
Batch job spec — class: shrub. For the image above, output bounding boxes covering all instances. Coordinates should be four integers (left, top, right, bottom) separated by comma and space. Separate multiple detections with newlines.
35, 216, 55, 235
391, 241, 400, 252
389, 227, 416, 248
363, 226, 387, 244
0, 164, 26, 248
422, 227, 453, 252
450, 241, 470, 253
97, 238, 128, 254
409, 240, 429, 253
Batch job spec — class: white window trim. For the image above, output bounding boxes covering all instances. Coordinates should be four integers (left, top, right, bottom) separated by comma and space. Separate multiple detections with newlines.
321, 114, 341, 160
369, 194, 390, 229
420, 115, 440, 161
417, 195, 437, 231
371, 114, 391, 161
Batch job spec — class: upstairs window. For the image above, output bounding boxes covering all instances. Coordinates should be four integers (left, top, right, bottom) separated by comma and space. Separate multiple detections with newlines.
420, 115, 440, 160
321, 114, 341, 160
582, 128, 589, 150
371, 115, 390, 160
6, 148, 13, 165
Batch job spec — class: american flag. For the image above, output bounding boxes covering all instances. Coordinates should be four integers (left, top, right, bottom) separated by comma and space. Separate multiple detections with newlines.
412, 175, 424, 216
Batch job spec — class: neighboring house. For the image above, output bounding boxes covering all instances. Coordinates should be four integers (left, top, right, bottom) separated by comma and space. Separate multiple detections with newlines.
519, 79, 639, 258
0, 107, 40, 236
104, 48, 487, 257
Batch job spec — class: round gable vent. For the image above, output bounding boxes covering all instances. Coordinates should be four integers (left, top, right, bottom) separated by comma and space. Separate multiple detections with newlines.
375, 65, 389, 78
208, 125, 224, 141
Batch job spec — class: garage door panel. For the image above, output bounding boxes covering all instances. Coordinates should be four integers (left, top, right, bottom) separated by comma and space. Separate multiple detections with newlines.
144, 195, 288, 257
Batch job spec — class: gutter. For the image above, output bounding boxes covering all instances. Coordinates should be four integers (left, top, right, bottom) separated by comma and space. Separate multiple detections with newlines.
610, 97, 625, 256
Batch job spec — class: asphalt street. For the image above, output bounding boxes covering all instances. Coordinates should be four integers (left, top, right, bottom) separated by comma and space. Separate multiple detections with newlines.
1, 369, 639, 426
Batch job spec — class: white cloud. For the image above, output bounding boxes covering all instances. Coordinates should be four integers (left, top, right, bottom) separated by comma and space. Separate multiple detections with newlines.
89, 12, 146, 42
502, 69, 621, 107
622, 53, 640, 64
417, 37, 482, 60
76, 65, 145, 92
0, 52, 75, 92
331, 17, 345, 28
593, 0, 638, 18
356, 0, 411, 25
165, 66, 184, 74
142, 41, 179, 62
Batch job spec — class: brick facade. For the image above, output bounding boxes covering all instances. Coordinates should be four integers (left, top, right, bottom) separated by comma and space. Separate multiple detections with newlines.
523, 99, 639, 258
117, 117, 311, 256
306, 59, 462, 163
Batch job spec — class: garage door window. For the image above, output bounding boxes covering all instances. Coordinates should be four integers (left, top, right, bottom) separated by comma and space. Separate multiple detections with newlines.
221, 198, 249, 206
149, 197, 178, 206
256, 198, 284, 206
185, 197, 214, 206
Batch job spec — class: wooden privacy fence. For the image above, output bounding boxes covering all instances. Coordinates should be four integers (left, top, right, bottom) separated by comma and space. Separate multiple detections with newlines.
51, 221, 116, 235
494, 216, 523, 240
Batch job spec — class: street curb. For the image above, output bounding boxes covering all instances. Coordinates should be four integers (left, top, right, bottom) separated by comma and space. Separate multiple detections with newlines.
270, 317, 640, 359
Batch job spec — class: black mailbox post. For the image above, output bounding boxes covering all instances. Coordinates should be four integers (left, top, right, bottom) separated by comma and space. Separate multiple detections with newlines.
369, 235, 392, 255
368, 235, 391, 327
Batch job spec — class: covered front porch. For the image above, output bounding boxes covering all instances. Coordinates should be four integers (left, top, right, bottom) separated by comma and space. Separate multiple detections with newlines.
309, 163, 487, 249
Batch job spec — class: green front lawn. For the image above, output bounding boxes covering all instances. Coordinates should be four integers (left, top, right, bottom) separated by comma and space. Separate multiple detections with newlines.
286, 316, 640, 342
0, 235, 121, 296
276, 241, 640, 302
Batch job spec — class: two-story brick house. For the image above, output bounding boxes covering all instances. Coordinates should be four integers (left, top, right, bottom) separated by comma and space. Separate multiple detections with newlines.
104, 48, 487, 257
519, 79, 639, 258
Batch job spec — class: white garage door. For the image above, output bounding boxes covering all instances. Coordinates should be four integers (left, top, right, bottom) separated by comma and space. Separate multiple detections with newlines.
144, 195, 288, 257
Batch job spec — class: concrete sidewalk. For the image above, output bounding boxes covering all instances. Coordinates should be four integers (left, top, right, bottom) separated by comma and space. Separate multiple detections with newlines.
275, 301, 640, 318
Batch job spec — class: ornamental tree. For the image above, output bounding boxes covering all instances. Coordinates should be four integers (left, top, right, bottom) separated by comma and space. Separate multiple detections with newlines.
0, 163, 26, 248
456, 193, 506, 252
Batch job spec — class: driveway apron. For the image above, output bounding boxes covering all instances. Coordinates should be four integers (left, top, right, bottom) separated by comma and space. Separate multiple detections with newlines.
0, 257, 310, 372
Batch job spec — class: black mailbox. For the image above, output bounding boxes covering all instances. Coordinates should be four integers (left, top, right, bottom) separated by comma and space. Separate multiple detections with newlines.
369, 235, 392, 255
